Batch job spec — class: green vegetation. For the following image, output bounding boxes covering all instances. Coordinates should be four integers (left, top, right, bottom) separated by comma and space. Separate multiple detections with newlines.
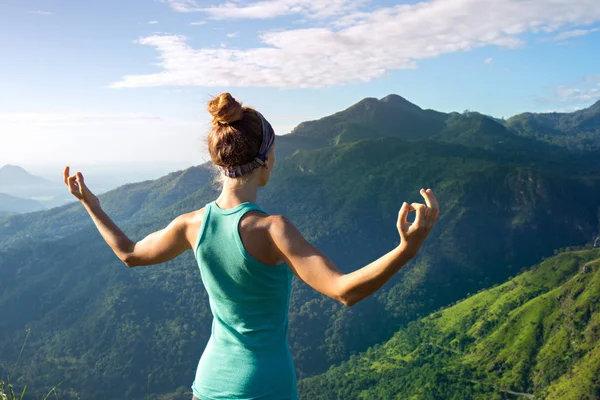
1, 95, 599, 399
299, 248, 600, 399
506, 100, 600, 151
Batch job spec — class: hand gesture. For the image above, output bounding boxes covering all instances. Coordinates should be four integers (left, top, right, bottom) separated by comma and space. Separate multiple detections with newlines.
397, 188, 439, 256
63, 166, 100, 208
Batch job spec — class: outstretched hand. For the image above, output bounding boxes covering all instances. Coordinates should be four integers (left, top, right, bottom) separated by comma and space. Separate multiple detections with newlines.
397, 188, 439, 255
63, 166, 100, 208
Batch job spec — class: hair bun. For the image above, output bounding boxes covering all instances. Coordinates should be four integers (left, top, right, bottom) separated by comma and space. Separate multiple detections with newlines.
208, 93, 244, 125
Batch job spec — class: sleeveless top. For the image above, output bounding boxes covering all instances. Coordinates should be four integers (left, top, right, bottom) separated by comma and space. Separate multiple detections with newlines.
191, 200, 298, 400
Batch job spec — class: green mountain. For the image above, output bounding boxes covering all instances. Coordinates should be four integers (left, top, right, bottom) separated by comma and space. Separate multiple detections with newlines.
506, 100, 600, 151
1, 95, 600, 399
0, 193, 44, 214
299, 248, 600, 400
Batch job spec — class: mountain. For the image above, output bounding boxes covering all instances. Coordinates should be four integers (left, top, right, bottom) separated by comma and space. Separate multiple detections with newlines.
0, 193, 44, 214
0, 211, 18, 220
0, 165, 49, 187
506, 100, 600, 151
287, 94, 446, 144
1, 95, 600, 399
276, 94, 583, 163
299, 248, 600, 399
0, 166, 213, 249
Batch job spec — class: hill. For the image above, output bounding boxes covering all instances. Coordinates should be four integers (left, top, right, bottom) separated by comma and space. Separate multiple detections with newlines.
506, 100, 600, 151
1, 95, 600, 399
299, 248, 600, 399
0, 193, 44, 214
0, 165, 49, 187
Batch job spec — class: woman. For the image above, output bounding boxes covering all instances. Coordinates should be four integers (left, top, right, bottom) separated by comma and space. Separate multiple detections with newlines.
63, 93, 439, 400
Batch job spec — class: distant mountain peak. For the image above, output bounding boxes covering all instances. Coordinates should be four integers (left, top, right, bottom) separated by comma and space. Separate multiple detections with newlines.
379, 94, 422, 111
0, 164, 49, 186
1, 164, 28, 171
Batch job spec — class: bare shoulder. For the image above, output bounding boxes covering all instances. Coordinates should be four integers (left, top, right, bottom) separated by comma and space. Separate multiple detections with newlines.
266, 214, 301, 245
181, 207, 206, 249
266, 214, 291, 234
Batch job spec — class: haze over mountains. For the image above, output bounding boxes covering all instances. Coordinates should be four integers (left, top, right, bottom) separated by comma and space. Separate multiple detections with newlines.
0, 95, 599, 399
0, 163, 195, 216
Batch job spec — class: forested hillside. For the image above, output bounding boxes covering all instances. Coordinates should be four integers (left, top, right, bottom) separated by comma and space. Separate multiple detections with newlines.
1, 95, 599, 399
299, 248, 600, 400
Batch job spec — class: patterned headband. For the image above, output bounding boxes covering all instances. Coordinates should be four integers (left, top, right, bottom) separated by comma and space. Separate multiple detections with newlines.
218, 111, 275, 178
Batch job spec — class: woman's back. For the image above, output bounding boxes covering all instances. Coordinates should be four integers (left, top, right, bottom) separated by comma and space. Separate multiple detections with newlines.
64, 92, 438, 400
191, 200, 298, 400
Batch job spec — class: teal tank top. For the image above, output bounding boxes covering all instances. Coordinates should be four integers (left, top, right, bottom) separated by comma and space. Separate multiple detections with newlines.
191, 200, 298, 400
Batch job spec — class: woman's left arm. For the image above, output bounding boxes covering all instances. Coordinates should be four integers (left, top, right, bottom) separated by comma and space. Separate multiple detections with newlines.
64, 166, 193, 267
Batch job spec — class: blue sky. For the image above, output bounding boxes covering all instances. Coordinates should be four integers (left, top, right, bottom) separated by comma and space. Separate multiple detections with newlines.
1, 0, 599, 170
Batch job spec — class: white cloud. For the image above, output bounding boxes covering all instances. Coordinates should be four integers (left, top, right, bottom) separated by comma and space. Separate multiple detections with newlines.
164, 0, 362, 19
541, 76, 600, 105
226, 32, 238, 38
484, 57, 493, 64
189, 21, 206, 25
162, 0, 203, 12
554, 87, 600, 103
113, 0, 600, 89
148, 20, 159, 24
552, 27, 600, 41
29, 10, 52, 15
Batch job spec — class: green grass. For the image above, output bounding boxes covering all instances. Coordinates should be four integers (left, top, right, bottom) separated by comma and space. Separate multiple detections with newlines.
299, 248, 600, 399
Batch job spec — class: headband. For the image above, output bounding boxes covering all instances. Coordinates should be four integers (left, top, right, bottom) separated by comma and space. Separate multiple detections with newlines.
218, 111, 275, 178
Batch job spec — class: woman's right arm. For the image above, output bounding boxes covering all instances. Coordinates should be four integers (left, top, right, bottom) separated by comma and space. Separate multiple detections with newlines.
270, 189, 439, 306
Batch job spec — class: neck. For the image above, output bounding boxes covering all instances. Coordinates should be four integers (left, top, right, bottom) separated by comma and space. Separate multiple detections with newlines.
216, 179, 259, 208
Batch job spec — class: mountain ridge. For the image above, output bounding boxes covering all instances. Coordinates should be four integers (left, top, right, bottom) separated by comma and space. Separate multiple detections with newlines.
1, 94, 600, 399
0, 164, 49, 187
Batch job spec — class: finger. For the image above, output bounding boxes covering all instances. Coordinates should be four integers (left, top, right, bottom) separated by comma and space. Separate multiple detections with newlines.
63, 166, 70, 185
426, 208, 435, 228
423, 207, 431, 227
411, 203, 426, 226
76, 172, 85, 190
425, 188, 439, 210
420, 188, 435, 209
398, 202, 410, 228
67, 175, 79, 193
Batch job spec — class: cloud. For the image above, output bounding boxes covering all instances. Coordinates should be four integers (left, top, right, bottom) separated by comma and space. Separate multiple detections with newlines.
162, 0, 202, 12
29, 10, 52, 15
113, 0, 600, 89
552, 27, 600, 41
189, 21, 206, 25
148, 20, 159, 24
540, 76, 600, 105
226, 32, 238, 38
164, 0, 362, 19
484, 57, 493, 64
556, 87, 599, 102
202, 0, 362, 20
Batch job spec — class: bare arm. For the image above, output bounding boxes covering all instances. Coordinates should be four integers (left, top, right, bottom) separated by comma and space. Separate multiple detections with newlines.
271, 189, 439, 306
84, 204, 192, 267
64, 166, 193, 267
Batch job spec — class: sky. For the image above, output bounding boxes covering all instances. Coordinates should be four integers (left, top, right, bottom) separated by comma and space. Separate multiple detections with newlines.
1, 0, 600, 173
